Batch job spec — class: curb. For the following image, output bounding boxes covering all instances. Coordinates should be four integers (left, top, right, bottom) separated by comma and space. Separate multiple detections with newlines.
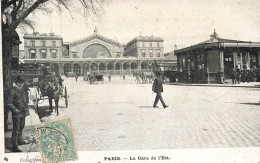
166, 83, 260, 88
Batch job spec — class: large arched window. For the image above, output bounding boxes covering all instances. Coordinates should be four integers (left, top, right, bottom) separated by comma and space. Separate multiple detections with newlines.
82, 43, 112, 58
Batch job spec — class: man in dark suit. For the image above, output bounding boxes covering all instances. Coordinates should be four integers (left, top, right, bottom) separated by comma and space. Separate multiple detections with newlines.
152, 73, 168, 109
6, 76, 29, 152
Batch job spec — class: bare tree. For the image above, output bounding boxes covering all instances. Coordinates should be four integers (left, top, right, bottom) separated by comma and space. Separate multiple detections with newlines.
1, 0, 106, 90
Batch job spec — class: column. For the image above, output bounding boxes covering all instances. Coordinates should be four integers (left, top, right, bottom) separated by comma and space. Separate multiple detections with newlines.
258, 51, 260, 67
233, 52, 237, 68
59, 61, 64, 76
219, 51, 224, 70
71, 63, 73, 73
80, 63, 84, 76
246, 52, 250, 69
240, 52, 243, 69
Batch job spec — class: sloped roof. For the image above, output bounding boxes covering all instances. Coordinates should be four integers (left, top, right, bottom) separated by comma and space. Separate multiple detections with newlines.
69, 33, 122, 47
175, 30, 260, 54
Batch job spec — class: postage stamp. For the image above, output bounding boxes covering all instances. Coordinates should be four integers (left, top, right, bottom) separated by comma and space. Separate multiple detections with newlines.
34, 118, 77, 163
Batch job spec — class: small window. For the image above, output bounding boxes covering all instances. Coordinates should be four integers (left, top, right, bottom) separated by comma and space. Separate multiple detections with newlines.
141, 50, 146, 57
156, 49, 161, 57
149, 49, 153, 57
30, 49, 36, 58
51, 49, 57, 58
150, 42, 152, 47
116, 52, 121, 58
42, 41, 46, 46
157, 42, 160, 47
142, 42, 145, 47
41, 49, 47, 58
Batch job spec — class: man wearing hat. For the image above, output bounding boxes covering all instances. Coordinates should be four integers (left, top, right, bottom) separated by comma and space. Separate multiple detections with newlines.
152, 72, 168, 109
6, 76, 29, 152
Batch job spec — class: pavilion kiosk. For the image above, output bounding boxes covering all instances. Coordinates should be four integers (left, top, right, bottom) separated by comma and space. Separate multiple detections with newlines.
174, 30, 260, 83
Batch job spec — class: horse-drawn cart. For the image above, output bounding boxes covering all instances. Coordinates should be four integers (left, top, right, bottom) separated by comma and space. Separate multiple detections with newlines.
88, 73, 104, 84
17, 63, 69, 114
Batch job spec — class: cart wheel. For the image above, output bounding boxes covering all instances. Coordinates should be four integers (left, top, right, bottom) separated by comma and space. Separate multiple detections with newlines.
33, 99, 38, 114
65, 86, 68, 108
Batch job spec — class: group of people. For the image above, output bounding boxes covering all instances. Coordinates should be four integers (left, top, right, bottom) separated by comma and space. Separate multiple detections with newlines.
231, 67, 257, 84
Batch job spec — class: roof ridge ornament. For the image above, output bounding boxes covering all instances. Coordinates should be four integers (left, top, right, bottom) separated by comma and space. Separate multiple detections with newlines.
210, 29, 219, 40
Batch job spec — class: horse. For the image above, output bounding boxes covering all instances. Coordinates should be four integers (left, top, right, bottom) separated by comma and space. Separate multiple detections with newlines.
43, 77, 63, 116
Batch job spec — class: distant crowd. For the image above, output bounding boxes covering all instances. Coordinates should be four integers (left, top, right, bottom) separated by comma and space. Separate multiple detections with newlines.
230, 66, 257, 84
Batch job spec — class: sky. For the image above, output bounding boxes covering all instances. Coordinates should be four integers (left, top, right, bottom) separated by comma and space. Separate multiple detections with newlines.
18, 0, 260, 52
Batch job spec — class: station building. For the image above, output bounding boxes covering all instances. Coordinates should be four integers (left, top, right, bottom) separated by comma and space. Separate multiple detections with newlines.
22, 29, 176, 76
174, 30, 260, 83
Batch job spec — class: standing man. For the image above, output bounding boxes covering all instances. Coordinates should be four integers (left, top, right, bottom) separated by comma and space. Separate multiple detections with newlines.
6, 76, 29, 152
108, 73, 111, 82
75, 73, 78, 82
231, 68, 237, 84
152, 73, 168, 109
236, 66, 241, 84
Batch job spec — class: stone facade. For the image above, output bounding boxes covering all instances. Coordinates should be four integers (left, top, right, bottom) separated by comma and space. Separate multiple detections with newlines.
22, 30, 176, 76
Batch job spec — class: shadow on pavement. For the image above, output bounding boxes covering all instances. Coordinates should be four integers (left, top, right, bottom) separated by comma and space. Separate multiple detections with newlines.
240, 102, 260, 106
4, 125, 38, 153
138, 106, 154, 108
37, 106, 51, 119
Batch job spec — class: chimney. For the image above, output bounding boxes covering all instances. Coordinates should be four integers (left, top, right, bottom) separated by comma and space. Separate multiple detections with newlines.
174, 44, 178, 50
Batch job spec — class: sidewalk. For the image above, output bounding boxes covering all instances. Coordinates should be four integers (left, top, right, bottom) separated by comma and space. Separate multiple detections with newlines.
167, 81, 260, 88
4, 106, 40, 153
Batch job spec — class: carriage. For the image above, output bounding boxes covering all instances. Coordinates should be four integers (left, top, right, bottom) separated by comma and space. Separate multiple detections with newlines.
88, 73, 104, 84
16, 63, 69, 114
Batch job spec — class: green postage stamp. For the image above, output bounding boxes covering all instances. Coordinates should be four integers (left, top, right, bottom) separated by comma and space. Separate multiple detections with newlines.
35, 118, 77, 163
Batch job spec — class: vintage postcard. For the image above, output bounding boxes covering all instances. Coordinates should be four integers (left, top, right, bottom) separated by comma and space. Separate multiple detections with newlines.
1, 0, 260, 162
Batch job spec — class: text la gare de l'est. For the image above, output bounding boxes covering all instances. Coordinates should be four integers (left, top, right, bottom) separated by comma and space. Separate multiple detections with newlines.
104, 156, 170, 161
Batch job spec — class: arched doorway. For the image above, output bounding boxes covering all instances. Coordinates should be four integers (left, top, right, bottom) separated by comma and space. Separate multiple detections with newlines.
115, 62, 122, 75
64, 63, 72, 76
107, 62, 114, 70
73, 64, 81, 75
141, 61, 148, 70
99, 62, 106, 73
115, 62, 122, 70
131, 62, 138, 70
90, 62, 98, 72
123, 62, 130, 70
123, 62, 130, 74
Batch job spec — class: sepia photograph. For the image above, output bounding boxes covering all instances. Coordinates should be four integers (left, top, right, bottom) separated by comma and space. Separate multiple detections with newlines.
1, 0, 260, 162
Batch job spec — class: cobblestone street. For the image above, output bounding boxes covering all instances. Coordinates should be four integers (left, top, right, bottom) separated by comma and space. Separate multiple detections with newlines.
44, 76, 260, 151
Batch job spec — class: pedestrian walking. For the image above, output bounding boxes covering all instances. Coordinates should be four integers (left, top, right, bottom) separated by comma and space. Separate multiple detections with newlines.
236, 66, 241, 84
252, 69, 257, 82
242, 68, 247, 83
108, 74, 111, 82
152, 73, 168, 109
231, 68, 237, 84
75, 73, 78, 82
218, 68, 224, 84
123, 74, 125, 80
6, 76, 30, 152
246, 69, 251, 83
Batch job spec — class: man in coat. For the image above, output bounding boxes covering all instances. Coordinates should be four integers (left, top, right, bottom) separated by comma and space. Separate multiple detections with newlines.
152, 73, 168, 109
6, 76, 29, 152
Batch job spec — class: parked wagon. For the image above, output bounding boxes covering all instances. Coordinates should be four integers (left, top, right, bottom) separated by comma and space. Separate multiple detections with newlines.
15, 63, 69, 114
88, 73, 104, 84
